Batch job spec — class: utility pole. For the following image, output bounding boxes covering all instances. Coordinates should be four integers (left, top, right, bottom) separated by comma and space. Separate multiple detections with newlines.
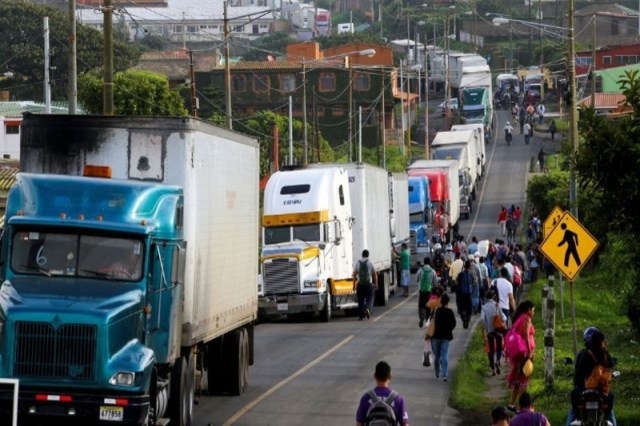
224, 1, 232, 129
302, 61, 308, 164
381, 69, 386, 168
539, 0, 543, 68
103, 0, 114, 115
68, 0, 77, 114
591, 13, 596, 107
509, 0, 513, 73
444, 11, 451, 129
568, 0, 578, 220
44, 17, 51, 114
189, 49, 198, 117
348, 59, 353, 161
424, 51, 429, 159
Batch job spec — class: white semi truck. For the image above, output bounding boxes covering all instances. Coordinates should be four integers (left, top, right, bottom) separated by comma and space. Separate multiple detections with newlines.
259, 163, 399, 321
451, 123, 487, 180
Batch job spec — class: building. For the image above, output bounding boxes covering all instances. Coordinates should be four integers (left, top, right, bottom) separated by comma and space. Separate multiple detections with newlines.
574, 4, 640, 47
576, 42, 640, 76
0, 101, 78, 160
193, 42, 411, 149
75, 0, 275, 44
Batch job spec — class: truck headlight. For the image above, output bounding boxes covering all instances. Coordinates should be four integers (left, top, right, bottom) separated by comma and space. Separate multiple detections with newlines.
304, 280, 320, 289
109, 372, 136, 386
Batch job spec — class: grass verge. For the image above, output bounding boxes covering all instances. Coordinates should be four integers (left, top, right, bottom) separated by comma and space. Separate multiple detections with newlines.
451, 271, 640, 425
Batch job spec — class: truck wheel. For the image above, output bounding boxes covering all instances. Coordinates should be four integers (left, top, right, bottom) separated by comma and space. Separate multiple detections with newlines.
375, 272, 389, 306
320, 293, 332, 322
169, 353, 195, 426
223, 329, 248, 395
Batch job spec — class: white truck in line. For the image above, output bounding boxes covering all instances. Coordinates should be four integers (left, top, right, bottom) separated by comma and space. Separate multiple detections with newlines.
407, 159, 461, 242
430, 130, 479, 219
2, 114, 259, 425
259, 163, 401, 322
390, 172, 411, 254
451, 123, 487, 180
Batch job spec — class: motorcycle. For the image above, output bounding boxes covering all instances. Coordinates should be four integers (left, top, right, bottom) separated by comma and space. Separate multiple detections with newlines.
566, 357, 620, 426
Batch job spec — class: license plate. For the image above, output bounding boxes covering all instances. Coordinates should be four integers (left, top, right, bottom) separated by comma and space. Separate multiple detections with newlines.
585, 401, 598, 410
100, 406, 124, 421
277, 303, 288, 311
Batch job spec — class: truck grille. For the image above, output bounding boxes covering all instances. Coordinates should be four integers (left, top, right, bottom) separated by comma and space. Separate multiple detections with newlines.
14, 321, 97, 381
263, 258, 299, 294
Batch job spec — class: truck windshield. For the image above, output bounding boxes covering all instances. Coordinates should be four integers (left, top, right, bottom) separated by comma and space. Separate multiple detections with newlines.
264, 224, 321, 245
11, 231, 144, 281
463, 109, 485, 119
432, 148, 462, 161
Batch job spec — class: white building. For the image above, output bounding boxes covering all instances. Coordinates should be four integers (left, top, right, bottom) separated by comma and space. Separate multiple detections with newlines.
76, 0, 277, 43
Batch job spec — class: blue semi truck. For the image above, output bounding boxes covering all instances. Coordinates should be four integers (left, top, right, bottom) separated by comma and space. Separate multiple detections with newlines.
0, 114, 260, 425
407, 176, 433, 269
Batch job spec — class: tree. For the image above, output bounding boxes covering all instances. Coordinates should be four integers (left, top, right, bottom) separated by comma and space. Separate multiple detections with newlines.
0, 2, 140, 101
242, 33, 295, 61
576, 70, 640, 335
78, 70, 187, 116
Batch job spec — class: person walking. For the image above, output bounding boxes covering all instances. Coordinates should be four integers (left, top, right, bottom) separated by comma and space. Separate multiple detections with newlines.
506, 301, 536, 413
537, 148, 546, 173
482, 289, 507, 376
518, 107, 526, 134
456, 260, 475, 328
537, 103, 545, 124
430, 293, 457, 381
497, 206, 508, 237
355, 361, 410, 426
418, 257, 438, 328
398, 243, 411, 297
477, 255, 490, 304
523, 121, 532, 145
506, 214, 517, 246
504, 122, 513, 145
448, 251, 464, 290
469, 256, 482, 313
510, 392, 551, 426
353, 249, 378, 321
549, 119, 557, 140
492, 267, 516, 326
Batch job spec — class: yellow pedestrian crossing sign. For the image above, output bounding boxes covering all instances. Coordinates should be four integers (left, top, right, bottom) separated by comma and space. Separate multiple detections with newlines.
539, 211, 599, 281
543, 206, 565, 239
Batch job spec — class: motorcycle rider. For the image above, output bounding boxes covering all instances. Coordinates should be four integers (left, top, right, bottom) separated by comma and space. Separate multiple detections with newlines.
566, 326, 617, 426
504, 122, 514, 145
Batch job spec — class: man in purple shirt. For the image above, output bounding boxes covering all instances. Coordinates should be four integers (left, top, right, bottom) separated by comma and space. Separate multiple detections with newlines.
355, 361, 409, 425
509, 392, 550, 426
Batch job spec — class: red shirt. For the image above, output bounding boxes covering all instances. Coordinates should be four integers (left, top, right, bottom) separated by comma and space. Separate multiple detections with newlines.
498, 209, 508, 222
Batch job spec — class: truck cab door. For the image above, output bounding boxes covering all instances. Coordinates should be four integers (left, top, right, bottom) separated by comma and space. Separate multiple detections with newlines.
146, 242, 184, 363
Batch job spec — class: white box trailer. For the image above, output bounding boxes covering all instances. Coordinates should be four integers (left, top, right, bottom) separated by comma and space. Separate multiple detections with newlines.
390, 172, 410, 249
451, 123, 486, 179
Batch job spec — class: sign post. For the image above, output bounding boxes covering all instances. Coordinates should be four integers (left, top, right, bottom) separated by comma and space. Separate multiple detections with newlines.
539, 210, 599, 355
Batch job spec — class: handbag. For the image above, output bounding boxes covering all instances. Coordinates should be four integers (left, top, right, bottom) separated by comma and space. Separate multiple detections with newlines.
425, 308, 437, 339
522, 358, 534, 377
492, 304, 507, 333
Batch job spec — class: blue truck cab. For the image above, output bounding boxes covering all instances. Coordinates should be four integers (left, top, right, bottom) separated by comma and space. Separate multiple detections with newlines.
0, 173, 182, 424
407, 176, 433, 268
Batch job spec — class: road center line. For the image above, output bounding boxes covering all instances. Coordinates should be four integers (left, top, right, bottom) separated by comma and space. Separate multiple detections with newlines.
221, 334, 355, 426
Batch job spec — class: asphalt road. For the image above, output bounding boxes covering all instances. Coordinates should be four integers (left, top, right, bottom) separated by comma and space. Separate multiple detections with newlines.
192, 108, 545, 426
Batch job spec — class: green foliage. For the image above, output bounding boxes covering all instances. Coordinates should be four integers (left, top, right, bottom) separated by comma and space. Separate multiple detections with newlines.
78, 70, 187, 116
526, 170, 570, 220
0, 1, 140, 101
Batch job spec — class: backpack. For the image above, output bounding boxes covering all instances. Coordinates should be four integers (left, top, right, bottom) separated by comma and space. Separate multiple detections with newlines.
504, 324, 528, 359
457, 271, 472, 295
585, 350, 613, 395
365, 389, 398, 426
420, 266, 434, 293
513, 265, 522, 286
358, 260, 371, 285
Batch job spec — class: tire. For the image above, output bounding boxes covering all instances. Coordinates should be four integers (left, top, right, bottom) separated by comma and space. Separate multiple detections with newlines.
375, 272, 389, 306
222, 329, 248, 396
168, 353, 194, 426
320, 292, 332, 322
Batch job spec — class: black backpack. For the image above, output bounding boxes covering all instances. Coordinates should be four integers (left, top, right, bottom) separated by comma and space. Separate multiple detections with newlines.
365, 390, 398, 426
358, 260, 371, 285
